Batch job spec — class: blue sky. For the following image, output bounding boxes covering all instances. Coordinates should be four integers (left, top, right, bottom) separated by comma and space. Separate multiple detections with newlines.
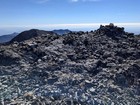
0, 0, 140, 35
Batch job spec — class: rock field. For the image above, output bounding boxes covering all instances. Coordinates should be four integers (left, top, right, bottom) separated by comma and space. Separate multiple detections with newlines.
0, 24, 140, 105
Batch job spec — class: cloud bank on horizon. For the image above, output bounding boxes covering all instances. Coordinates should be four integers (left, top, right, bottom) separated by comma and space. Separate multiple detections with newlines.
1, 23, 140, 28
0, 23, 140, 35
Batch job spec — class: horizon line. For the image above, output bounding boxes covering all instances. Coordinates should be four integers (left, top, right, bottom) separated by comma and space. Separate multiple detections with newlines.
1, 23, 140, 28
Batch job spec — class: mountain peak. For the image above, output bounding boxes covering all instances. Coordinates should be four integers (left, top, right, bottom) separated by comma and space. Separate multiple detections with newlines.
10, 29, 54, 43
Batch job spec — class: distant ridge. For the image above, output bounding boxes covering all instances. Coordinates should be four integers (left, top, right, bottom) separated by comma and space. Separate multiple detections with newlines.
53, 29, 71, 35
0, 32, 18, 43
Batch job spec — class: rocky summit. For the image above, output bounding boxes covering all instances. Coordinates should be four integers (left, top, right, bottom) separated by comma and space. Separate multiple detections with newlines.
0, 24, 140, 105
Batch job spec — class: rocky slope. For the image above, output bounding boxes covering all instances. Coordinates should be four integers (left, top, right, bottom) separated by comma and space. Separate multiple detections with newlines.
0, 24, 140, 105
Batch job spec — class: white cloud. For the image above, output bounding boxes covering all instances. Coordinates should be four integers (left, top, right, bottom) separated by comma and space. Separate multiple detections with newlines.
71, 0, 79, 2
82, 0, 100, 2
71, 0, 100, 2
33, 0, 100, 4
34, 0, 49, 4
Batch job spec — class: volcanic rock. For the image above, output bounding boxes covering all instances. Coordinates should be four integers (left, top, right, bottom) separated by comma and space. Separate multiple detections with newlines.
0, 24, 139, 105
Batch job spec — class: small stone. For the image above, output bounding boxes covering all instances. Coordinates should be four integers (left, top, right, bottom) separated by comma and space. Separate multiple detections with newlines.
38, 59, 42, 62
85, 80, 93, 83
111, 102, 115, 105
89, 87, 96, 92
107, 63, 116, 67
